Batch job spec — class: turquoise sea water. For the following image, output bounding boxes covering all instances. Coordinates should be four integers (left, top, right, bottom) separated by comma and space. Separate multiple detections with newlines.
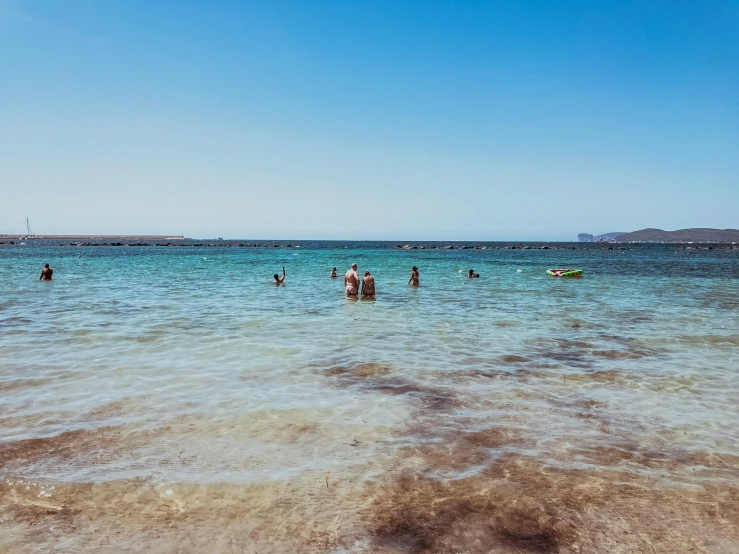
1, 241, 738, 552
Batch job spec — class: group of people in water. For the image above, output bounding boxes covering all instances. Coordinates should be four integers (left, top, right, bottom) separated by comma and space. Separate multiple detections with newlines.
275, 263, 480, 297
337, 263, 419, 297
40, 262, 478, 293
334, 263, 382, 297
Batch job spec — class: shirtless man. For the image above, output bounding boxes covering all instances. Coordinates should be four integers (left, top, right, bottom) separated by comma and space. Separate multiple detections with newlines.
361, 271, 375, 298
330, 267, 337, 278
408, 266, 419, 286
273, 266, 285, 285
40, 263, 53, 281
344, 263, 359, 296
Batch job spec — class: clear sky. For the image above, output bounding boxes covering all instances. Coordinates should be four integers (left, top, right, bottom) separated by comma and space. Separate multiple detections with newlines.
1, 0, 737, 240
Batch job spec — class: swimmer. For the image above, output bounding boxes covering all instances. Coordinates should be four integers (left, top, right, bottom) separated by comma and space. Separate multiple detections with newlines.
361, 271, 375, 297
273, 266, 285, 285
40, 263, 53, 281
330, 267, 337, 278
468, 269, 480, 278
408, 265, 419, 286
344, 263, 359, 296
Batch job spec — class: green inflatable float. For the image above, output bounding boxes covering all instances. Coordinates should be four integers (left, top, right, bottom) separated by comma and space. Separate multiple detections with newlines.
547, 269, 583, 278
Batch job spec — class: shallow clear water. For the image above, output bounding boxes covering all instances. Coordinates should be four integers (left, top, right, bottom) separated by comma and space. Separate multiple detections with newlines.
1, 241, 738, 552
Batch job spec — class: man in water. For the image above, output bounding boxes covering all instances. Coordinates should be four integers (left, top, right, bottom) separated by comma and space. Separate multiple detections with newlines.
273, 266, 285, 285
408, 265, 419, 286
330, 267, 337, 278
344, 263, 359, 296
361, 271, 375, 298
40, 263, 53, 281
468, 269, 480, 278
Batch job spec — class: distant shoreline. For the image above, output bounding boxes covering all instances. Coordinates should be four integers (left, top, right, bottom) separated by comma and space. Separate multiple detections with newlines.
581, 228, 739, 244
1, 238, 737, 250
0, 235, 184, 240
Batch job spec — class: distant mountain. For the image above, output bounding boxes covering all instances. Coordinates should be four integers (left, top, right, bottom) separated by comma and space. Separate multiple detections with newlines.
578, 232, 626, 242
614, 228, 739, 243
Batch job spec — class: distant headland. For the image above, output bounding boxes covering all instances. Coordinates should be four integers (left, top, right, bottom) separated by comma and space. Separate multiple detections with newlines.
578, 232, 627, 242
580, 228, 739, 243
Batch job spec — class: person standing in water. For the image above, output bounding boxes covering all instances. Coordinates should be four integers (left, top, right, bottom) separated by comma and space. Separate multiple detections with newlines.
273, 266, 285, 285
40, 263, 53, 281
330, 267, 337, 278
344, 263, 359, 297
408, 266, 419, 286
361, 271, 375, 298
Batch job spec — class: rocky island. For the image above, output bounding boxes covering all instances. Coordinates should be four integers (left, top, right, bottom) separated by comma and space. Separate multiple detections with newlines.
579, 228, 739, 243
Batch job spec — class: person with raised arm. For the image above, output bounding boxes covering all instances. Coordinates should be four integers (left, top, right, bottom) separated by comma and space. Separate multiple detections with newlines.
273, 266, 286, 285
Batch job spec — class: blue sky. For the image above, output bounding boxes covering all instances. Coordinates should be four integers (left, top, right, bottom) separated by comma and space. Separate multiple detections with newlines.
1, 0, 737, 240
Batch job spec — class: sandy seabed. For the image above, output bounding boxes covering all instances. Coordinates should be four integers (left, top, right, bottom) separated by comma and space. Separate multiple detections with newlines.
2, 360, 738, 553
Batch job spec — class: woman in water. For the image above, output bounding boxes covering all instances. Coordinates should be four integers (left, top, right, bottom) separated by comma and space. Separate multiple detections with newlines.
468, 269, 480, 278
408, 266, 419, 286
274, 266, 286, 285
330, 267, 337, 278
361, 271, 375, 298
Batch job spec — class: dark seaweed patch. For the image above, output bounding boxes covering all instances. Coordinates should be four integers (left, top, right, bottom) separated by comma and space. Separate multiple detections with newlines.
323, 363, 459, 412
500, 355, 530, 363
0, 428, 121, 468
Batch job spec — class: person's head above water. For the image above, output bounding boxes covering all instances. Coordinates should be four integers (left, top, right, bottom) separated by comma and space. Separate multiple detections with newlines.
45, 264, 50, 269
273, 274, 279, 280
365, 271, 370, 276
352, 263, 357, 270
468, 269, 474, 276
332, 267, 337, 271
